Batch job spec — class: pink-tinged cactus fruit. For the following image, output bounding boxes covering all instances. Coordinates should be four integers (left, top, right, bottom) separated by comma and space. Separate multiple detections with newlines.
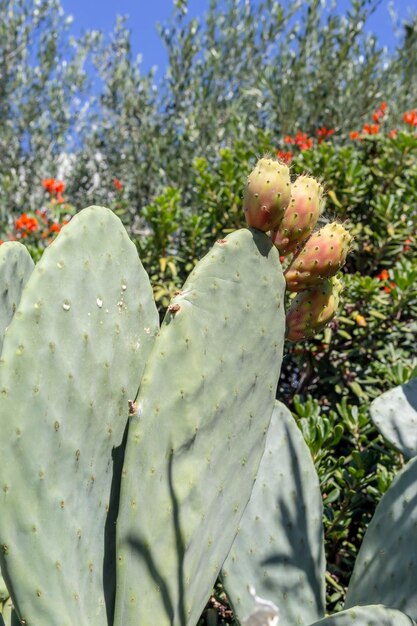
286, 277, 342, 341
271, 175, 324, 255
285, 222, 352, 292
243, 157, 291, 232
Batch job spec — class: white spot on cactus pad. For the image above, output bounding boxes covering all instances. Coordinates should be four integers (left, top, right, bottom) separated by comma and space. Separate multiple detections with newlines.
96, 298, 103, 308
242, 586, 279, 626
62, 301, 71, 311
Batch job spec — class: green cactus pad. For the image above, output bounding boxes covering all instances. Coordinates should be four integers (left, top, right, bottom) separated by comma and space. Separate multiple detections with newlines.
370, 377, 417, 458
0, 242, 34, 354
221, 400, 325, 626
115, 228, 286, 626
309, 604, 417, 625
345, 455, 417, 618
0, 207, 159, 626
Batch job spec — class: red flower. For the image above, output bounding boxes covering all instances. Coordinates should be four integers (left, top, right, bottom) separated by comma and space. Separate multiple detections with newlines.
50, 223, 61, 233
15, 213, 38, 234
113, 178, 123, 191
42, 178, 56, 194
316, 126, 335, 144
377, 269, 389, 281
276, 150, 292, 164
384, 282, 396, 293
42, 178, 65, 198
350, 131, 360, 140
388, 128, 397, 139
403, 109, 417, 127
54, 181, 65, 194
404, 238, 411, 253
362, 123, 380, 135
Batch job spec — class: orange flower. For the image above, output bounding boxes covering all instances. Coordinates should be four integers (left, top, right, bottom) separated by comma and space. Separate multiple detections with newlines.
384, 282, 396, 293
362, 123, 380, 135
56, 193, 65, 204
377, 269, 389, 281
54, 181, 65, 194
355, 314, 367, 327
15, 213, 38, 233
316, 126, 335, 144
49, 223, 61, 233
388, 128, 397, 139
42, 178, 56, 194
113, 178, 123, 191
404, 238, 411, 253
403, 109, 417, 127
276, 150, 292, 164
284, 135, 293, 144
350, 131, 360, 140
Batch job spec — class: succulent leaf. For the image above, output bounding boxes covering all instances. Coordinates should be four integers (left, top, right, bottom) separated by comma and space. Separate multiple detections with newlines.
345, 454, 417, 619
0, 206, 159, 626
115, 228, 286, 626
222, 401, 325, 626
0, 242, 34, 354
370, 377, 417, 458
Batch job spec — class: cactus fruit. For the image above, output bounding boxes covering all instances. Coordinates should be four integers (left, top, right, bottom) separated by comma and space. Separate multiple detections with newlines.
285, 277, 343, 341
271, 176, 324, 255
370, 377, 417, 459
243, 158, 291, 231
0, 242, 34, 354
285, 223, 352, 292
0, 207, 159, 626
222, 401, 325, 626
115, 228, 286, 626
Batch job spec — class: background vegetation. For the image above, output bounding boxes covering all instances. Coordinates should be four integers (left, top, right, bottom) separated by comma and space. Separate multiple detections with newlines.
1, 0, 417, 622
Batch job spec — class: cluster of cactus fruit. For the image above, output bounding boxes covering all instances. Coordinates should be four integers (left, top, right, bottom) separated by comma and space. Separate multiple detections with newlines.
0, 157, 415, 626
243, 158, 351, 341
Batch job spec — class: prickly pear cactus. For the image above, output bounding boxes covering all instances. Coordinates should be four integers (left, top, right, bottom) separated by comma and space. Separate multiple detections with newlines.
0, 207, 159, 626
370, 377, 417, 458
221, 401, 325, 626
0, 242, 34, 353
345, 454, 417, 618
308, 605, 417, 625
115, 229, 286, 626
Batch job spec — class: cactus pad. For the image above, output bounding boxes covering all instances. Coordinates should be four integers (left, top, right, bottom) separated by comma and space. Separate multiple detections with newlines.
0, 207, 159, 626
115, 228, 286, 626
345, 455, 417, 618
309, 604, 417, 625
370, 377, 417, 458
0, 242, 34, 354
221, 401, 325, 626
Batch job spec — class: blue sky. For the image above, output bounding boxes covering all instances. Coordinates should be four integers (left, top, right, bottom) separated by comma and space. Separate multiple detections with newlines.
61, 0, 415, 76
